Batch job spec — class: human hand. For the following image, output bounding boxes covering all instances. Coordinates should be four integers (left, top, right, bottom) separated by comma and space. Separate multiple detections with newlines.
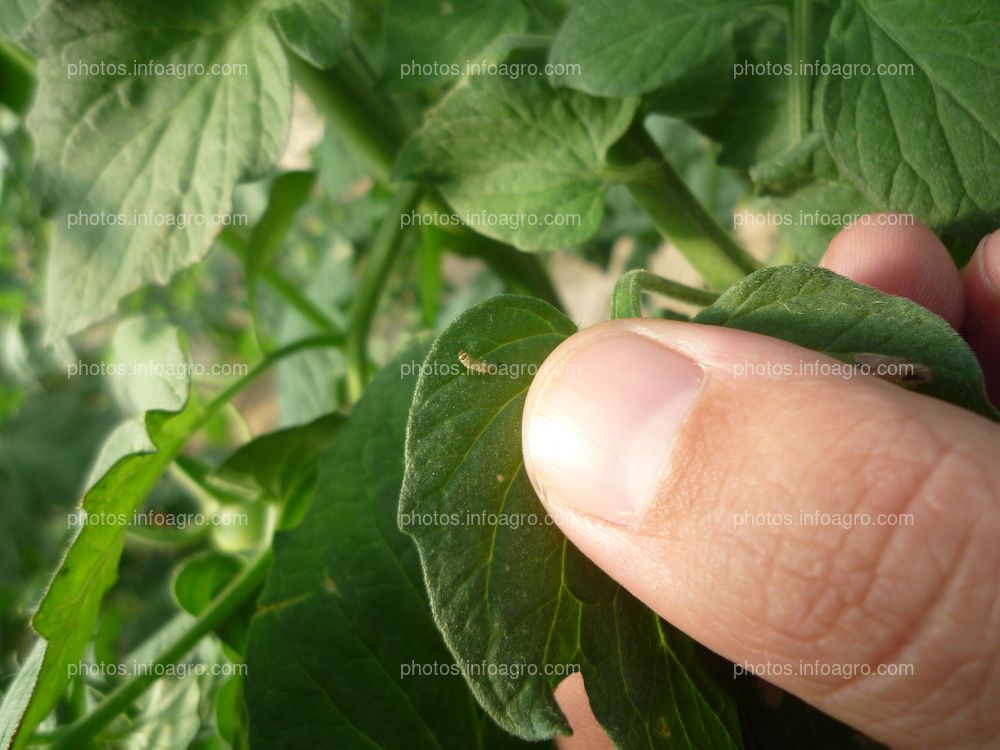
522, 216, 1000, 749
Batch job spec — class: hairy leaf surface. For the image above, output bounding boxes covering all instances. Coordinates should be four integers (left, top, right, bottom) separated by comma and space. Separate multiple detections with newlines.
396, 73, 638, 251
695, 266, 998, 419
400, 296, 742, 748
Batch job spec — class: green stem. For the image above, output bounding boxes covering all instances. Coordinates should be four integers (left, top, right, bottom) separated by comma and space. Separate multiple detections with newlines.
615, 126, 759, 290
288, 50, 564, 311
219, 228, 343, 337
346, 184, 421, 400
611, 270, 719, 319
199, 335, 343, 426
789, 0, 814, 144
48, 550, 273, 750
420, 195, 563, 308
287, 51, 403, 183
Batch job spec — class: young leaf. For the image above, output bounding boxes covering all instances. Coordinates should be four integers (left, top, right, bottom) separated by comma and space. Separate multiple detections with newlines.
211, 413, 342, 509
400, 296, 742, 748
383, 0, 529, 91
173, 552, 254, 655
548, 0, 757, 98
395, 71, 639, 251
245, 344, 530, 749
22, 0, 347, 340
757, 147, 878, 264
820, 0, 1000, 256
694, 266, 998, 419
0, 318, 200, 750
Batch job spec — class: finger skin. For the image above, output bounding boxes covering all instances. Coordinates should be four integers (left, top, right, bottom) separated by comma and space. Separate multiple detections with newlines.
962, 230, 1000, 403
523, 320, 1000, 750
553, 674, 616, 750
821, 214, 965, 329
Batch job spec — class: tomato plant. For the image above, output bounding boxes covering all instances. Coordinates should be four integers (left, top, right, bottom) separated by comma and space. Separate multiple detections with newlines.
0, 0, 997, 748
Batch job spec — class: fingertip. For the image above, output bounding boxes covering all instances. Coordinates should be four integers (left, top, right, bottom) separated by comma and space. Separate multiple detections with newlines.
553, 673, 615, 750
962, 230, 1000, 403
821, 213, 965, 328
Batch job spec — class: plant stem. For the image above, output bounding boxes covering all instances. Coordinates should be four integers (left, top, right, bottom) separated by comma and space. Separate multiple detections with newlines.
286, 51, 404, 184
611, 270, 719, 320
219, 228, 343, 336
48, 550, 273, 750
615, 125, 759, 290
287, 50, 564, 310
789, 0, 813, 144
345, 184, 421, 400
199, 335, 343, 426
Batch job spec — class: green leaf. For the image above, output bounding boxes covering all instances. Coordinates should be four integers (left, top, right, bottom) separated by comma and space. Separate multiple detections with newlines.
245, 343, 516, 749
400, 296, 742, 748
269, 0, 350, 69
211, 413, 342, 529
820, 0, 1000, 256
0, 318, 199, 750
694, 266, 998, 419
756, 146, 878, 264
215, 675, 248, 749
119, 676, 203, 750
0, 0, 43, 40
688, 12, 790, 169
245, 171, 317, 299
548, 0, 756, 98
383, 0, 529, 91
395, 71, 639, 251
23, 0, 345, 340
0, 39, 34, 115
173, 552, 255, 655
276, 245, 352, 425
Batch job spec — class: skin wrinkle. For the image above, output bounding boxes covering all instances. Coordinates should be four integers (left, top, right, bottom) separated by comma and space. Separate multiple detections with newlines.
530, 295, 1000, 748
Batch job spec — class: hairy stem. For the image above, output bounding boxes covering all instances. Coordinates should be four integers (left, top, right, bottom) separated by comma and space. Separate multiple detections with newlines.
346, 184, 421, 400
611, 270, 719, 320
616, 126, 759, 290
789, 0, 814, 144
286, 51, 404, 184
219, 228, 343, 336
47, 550, 273, 749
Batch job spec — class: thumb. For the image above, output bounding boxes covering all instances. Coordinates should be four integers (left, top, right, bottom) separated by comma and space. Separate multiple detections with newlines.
522, 320, 1000, 750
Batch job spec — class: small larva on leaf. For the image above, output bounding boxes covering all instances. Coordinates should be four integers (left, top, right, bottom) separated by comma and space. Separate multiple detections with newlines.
458, 351, 497, 375
853, 353, 933, 388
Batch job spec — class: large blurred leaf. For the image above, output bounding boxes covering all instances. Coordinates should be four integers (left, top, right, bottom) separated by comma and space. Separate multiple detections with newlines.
396, 71, 638, 251
0, 0, 43, 40
383, 0, 528, 91
23, 0, 347, 340
548, 0, 755, 98
270, 0, 350, 69
400, 296, 742, 748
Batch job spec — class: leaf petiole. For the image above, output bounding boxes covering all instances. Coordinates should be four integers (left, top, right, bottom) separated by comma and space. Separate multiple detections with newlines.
345, 183, 422, 401
611, 269, 719, 320
612, 125, 760, 290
